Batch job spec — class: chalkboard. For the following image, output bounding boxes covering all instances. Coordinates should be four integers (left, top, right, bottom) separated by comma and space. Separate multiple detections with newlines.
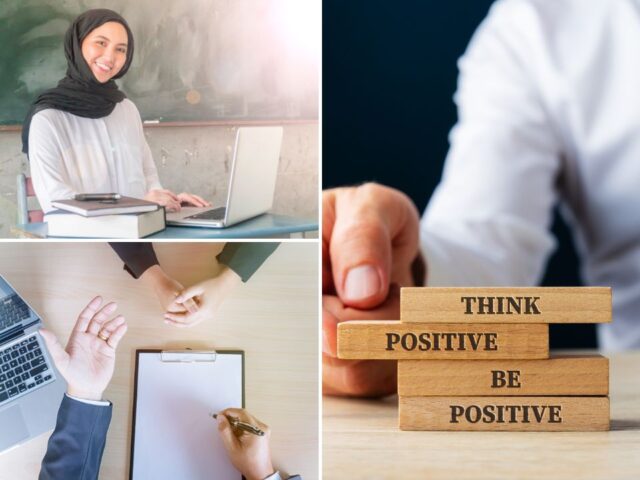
0, 0, 319, 125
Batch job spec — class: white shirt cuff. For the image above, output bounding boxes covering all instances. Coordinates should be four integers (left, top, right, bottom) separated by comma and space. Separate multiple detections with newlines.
264, 472, 282, 480
65, 393, 110, 407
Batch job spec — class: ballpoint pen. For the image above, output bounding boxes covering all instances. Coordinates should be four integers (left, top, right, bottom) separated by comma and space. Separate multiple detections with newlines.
211, 413, 265, 436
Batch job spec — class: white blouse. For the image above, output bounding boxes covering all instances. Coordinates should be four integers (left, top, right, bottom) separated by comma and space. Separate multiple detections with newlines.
28, 99, 162, 213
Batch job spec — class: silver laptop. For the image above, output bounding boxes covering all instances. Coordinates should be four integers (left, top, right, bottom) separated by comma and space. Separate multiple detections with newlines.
0, 275, 65, 454
166, 126, 284, 228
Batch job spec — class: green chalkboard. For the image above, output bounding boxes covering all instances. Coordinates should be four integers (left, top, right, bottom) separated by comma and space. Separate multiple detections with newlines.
0, 0, 319, 125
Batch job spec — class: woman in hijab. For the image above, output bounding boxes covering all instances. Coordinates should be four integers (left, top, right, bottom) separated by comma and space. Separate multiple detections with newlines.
22, 9, 209, 214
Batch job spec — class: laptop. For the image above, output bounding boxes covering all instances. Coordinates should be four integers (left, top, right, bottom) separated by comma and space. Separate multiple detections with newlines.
0, 275, 66, 454
166, 126, 284, 228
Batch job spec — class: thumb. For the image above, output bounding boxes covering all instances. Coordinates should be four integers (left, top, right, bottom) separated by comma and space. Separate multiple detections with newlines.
328, 184, 419, 309
175, 284, 205, 304
39, 329, 69, 369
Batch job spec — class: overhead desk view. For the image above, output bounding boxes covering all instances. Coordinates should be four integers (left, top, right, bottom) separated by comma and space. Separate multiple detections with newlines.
0, 242, 318, 479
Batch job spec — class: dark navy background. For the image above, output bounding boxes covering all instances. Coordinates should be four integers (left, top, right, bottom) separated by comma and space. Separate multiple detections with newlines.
322, 1, 596, 348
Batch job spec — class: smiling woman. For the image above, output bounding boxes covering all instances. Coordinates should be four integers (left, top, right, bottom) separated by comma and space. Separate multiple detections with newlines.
21, 9, 209, 214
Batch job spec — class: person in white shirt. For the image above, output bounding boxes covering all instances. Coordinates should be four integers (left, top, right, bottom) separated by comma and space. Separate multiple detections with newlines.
322, 0, 640, 396
22, 9, 209, 214
39, 296, 299, 480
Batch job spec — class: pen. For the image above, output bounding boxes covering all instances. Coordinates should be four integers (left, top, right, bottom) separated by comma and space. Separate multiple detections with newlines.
211, 413, 265, 436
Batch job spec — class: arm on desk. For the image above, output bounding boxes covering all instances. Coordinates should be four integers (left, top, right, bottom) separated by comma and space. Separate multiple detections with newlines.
39, 395, 112, 480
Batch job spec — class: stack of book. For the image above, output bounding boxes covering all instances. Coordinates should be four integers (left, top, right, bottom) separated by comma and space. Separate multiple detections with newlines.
337, 287, 611, 431
44, 196, 165, 238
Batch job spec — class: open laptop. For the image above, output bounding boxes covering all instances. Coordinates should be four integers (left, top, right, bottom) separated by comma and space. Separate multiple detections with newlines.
0, 275, 65, 454
166, 126, 284, 228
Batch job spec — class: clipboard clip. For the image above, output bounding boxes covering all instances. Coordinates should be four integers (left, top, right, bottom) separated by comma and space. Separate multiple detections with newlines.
160, 348, 217, 363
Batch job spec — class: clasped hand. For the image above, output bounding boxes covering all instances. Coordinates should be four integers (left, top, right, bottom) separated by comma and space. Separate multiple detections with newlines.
142, 265, 241, 328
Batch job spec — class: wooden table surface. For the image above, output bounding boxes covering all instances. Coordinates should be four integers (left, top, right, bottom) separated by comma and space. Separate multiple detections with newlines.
0, 242, 318, 480
323, 351, 640, 479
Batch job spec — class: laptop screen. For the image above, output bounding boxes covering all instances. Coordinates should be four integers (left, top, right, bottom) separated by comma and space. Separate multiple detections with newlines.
0, 276, 40, 340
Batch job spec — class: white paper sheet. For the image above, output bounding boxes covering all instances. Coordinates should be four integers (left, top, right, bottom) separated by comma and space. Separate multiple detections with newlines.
131, 351, 243, 479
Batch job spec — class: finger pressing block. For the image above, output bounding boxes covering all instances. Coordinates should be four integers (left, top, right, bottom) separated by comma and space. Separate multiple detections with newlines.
399, 396, 610, 431
337, 321, 548, 360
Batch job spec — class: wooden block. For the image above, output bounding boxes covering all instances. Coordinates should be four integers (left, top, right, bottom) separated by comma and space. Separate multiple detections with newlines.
337, 321, 548, 360
399, 396, 610, 431
398, 355, 608, 396
401, 287, 611, 324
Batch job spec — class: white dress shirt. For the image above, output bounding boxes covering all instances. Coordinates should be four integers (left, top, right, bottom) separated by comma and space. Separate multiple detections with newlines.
421, 0, 640, 350
28, 98, 163, 213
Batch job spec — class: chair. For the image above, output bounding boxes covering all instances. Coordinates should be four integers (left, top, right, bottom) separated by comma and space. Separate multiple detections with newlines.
16, 174, 44, 224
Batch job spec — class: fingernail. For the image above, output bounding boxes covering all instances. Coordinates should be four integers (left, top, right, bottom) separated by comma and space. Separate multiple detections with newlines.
343, 265, 381, 301
322, 329, 333, 356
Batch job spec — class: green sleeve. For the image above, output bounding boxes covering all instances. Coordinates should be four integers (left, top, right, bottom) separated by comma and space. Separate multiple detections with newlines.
217, 243, 279, 282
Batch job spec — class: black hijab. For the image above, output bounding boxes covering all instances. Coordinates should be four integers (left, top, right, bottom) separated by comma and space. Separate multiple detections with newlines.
21, 9, 134, 155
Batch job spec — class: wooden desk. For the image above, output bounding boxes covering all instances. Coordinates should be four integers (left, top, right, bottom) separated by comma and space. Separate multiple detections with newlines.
11, 214, 319, 239
324, 352, 640, 479
0, 242, 318, 480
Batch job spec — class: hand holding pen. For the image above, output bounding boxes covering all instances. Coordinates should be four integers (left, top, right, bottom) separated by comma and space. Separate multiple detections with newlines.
215, 408, 275, 480
212, 413, 265, 436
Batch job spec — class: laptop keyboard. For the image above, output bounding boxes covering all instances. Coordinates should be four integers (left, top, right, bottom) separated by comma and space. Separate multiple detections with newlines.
0, 294, 31, 331
0, 334, 54, 405
185, 207, 226, 221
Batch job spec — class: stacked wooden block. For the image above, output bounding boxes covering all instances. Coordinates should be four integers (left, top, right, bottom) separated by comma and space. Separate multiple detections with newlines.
337, 287, 611, 431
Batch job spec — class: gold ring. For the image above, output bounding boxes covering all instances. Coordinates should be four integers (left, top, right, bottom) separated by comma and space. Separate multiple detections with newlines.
98, 332, 109, 341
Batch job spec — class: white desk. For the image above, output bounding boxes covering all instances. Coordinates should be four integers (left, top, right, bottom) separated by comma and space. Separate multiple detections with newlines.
0, 242, 318, 480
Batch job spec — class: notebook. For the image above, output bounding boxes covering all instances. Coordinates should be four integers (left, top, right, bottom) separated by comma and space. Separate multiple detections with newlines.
130, 350, 244, 480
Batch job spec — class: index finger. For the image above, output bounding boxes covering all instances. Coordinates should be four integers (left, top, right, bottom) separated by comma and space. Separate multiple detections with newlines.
219, 407, 255, 424
74, 296, 103, 333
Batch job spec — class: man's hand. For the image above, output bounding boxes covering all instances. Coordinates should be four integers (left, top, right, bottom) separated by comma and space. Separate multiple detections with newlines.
323, 285, 401, 397
40, 296, 128, 401
163, 266, 241, 328
323, 183, 421, 309
216, 408, 275, 480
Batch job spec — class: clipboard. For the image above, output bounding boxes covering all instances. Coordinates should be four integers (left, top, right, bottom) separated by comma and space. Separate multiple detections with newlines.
129, 349, 245, 480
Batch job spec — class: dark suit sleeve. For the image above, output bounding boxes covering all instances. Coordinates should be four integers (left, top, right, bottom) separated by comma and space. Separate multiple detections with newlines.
217, 243, 279, 282
109, 242, 159, 279
39, 396, 112, 480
